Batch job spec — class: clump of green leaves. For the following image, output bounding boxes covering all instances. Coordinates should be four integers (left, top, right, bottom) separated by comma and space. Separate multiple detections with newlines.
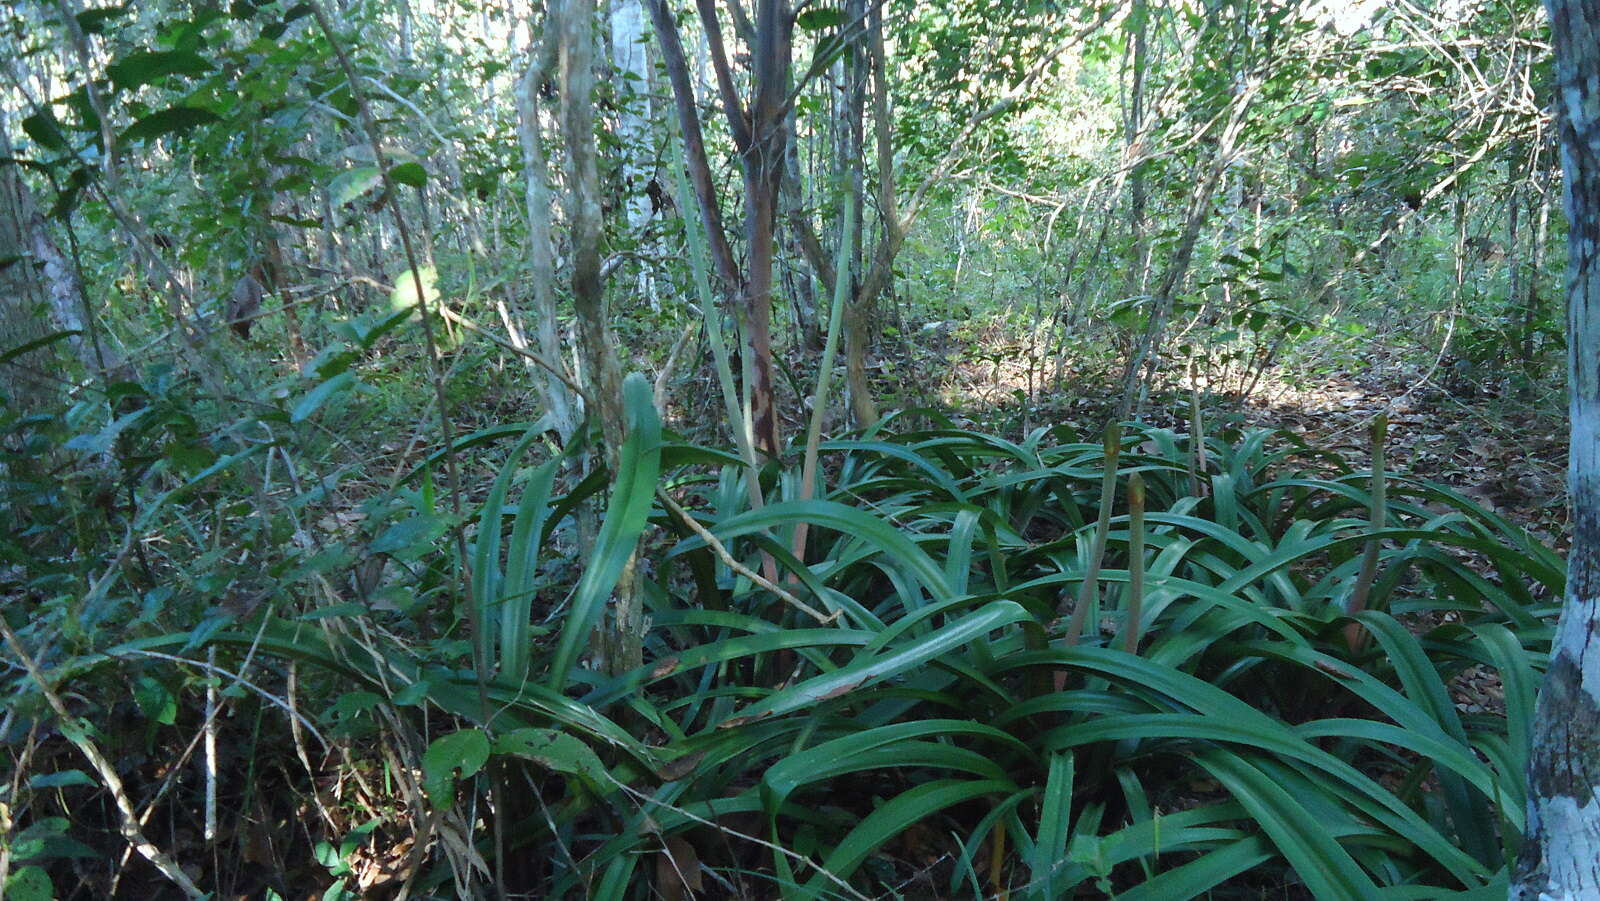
9, 407, 1551, 898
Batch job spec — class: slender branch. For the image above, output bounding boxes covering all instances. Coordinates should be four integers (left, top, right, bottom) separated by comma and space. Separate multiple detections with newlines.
654, 321, 701, 408
305, 6, 496, 799
657, 489, 837, 624
694, 0, 755, 151
0, 619, 206, 900
435, 302, 596, 412
646, 0, 744, 299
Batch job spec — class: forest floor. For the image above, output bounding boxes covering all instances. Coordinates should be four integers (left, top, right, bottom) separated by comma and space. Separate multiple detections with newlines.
926, 343, 1569, 739
927, 341, 1571, 549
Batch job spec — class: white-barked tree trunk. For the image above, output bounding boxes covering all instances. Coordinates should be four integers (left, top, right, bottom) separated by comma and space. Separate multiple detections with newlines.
1514, 0, 1600, 897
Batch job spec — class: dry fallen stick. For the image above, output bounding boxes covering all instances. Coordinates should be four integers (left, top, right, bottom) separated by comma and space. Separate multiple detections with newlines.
0, 618, 206, 899
656, 489, 839, 625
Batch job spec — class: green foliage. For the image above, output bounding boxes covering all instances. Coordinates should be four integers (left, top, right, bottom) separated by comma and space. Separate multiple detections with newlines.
7, 413, 1542, 897
0, 0, 1564, 895
532, 420, 1544, 898
422, 729, 490, 807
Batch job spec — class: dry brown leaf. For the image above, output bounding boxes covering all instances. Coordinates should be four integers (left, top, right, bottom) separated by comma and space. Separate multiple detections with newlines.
654, 834, 703, 901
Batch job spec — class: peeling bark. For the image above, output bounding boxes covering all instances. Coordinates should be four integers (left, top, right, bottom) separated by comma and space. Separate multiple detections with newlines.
1514, 1, 1600, 897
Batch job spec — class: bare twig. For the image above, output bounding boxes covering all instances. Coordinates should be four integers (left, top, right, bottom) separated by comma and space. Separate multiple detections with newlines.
656, 489, 838, 624
0, 619, 206, 899
425, 293, 594, 405
654, 321, 700, 409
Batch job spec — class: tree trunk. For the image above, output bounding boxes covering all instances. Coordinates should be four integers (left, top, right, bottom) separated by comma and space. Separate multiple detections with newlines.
610, 0, 653, 231
1124, 0, 1152, 299
1513, 0, 1600, 896
734, 0, 791, 456
518, 12, 580, 443
646, 0, 743, 304
780, 149, 823, 352
0, 157, 57, 409
842, 0, 895, 428
780, 51, 823, 354
1525, 177, 1553, 370
560, 0, 641, 676
562, 0, 626, 456
1117, 89, 1252, 419
609, 0, 657, 308
259, 223, 309, 370
0, 140, 116, 399
1508, 152, 1527, 366
651, 0, 792, 456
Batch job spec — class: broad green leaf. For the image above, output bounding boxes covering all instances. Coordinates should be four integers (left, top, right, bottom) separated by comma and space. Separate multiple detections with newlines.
369, 513, 448, 556
390, 161, 427, 186
28, 770, 95, 790
65, 406, 153, 454
494, 728, 609, 784
388, 266, 439, 313
3, 867, 52, 901
119, 106, 221, 143
133, 675, 177, 725
291, 371, 356, 422
423, 728, 491, 807
22, 109, 69, 152
77, 5, 130, 33
107, 50, 214, 91
796, 6, 843, 29
331, 166, 383, 206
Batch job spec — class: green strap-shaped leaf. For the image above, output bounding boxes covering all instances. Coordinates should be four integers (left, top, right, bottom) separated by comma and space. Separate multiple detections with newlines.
720, 601, 1031, 725
470, 426, 544, 670
701, 498, 955, 599
500, 459, 560, 680
1, 330, 82, 365
1030, 752, 1075, 900
762, 719, 1028, 815
799, 779, 1014, 898
1356, 610, 1498, 865
1195, 751, 1379, 901
547, 373, 662, 688
1115, 836, 1273, 901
